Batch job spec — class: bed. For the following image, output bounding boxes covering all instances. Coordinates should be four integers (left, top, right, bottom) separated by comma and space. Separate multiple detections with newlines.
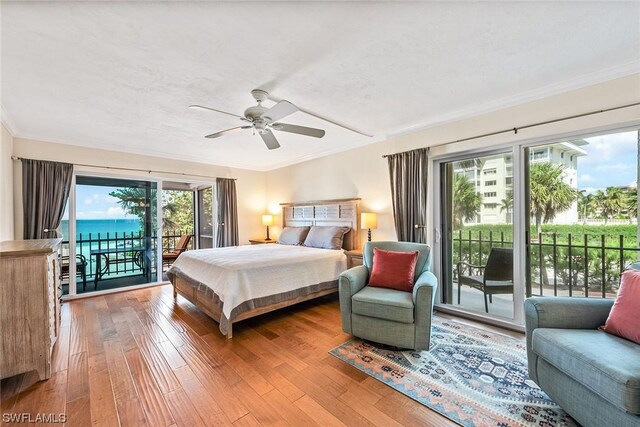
167, 198, 361, 338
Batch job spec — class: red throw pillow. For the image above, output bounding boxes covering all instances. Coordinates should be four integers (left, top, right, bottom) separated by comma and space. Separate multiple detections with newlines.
602, 269, 640, 344
368, 248, 419, 292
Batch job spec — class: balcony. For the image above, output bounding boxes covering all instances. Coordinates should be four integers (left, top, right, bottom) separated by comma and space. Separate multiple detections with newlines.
452, 228, 639, 300
60, 230, 193, 294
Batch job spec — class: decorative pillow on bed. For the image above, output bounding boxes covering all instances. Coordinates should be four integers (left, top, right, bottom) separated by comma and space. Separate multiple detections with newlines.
303, 226, 350, 250
601, 269, 640, 344
368, 248, 419, 292
277, 226, 311, 245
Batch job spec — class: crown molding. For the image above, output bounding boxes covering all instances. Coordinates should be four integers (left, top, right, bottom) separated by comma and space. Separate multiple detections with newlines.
385, 60, 640, 141
0, 104, 19, 136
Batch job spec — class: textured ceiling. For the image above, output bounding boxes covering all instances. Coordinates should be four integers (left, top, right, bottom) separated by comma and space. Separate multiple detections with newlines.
2, 2, 639, 171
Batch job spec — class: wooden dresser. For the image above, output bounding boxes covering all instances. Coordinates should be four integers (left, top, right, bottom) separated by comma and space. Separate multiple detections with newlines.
0, 239, 62, 381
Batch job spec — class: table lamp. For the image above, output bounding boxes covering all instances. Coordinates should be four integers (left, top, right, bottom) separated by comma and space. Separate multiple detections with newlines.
262, 214, 274, 240
361, 212, 378, 242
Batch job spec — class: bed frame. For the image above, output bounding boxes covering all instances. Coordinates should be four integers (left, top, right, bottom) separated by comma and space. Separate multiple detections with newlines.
172, 198, 361, 338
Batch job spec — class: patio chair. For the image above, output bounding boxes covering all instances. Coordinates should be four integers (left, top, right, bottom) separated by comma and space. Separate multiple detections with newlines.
456, 247, 513, 313
60, 254, 88, 291
162, 234, 192, 267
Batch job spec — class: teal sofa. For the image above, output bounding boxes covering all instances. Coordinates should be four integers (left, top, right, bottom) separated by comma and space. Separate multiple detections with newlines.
525, 297, 640, 427
338, 241, 437, 351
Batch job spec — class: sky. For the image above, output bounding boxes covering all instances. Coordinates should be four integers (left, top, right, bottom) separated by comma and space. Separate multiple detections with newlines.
64, 185, 135, 220
578, 130, 638, 193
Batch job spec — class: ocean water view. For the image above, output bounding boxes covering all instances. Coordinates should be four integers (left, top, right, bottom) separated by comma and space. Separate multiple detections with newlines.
61, 218, 142, 240
60, 219, 157, 291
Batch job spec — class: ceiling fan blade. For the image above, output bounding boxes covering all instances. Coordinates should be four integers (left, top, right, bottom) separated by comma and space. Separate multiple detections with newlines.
205, 126, 251, 139
189, 104, 245, 120
262, 100, 298, 122
259, 129, 281, 150
271, 123, 325, 138
265, 94, 373, 137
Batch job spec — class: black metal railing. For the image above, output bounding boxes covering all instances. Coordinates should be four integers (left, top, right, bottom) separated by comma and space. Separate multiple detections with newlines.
61, 229, 193, 283
453, 229, 640, 299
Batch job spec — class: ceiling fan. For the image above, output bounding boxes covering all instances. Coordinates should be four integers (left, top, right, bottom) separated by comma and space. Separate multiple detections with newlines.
190, 89, 326, 150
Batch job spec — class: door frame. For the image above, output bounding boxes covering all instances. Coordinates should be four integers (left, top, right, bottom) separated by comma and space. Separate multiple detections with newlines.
430, 123, 640, 329
63, 170, 215, 300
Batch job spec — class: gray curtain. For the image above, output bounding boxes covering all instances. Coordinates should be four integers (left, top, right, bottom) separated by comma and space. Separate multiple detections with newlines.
387, 148, 429, 243
22, 159, 74, 239
215, 178, 239, 247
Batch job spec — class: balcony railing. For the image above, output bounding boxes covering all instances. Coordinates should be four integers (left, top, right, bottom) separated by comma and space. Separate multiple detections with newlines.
453, 229, 640, 298
61, 230, 193, 283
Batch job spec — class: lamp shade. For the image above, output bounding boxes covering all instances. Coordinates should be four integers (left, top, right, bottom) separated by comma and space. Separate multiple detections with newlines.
262, 214, 274, 226
361, 212, 378, 230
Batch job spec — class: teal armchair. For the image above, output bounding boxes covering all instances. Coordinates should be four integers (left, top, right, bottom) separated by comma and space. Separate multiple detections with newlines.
525, 297, 640, 427
339, 241, 437, 350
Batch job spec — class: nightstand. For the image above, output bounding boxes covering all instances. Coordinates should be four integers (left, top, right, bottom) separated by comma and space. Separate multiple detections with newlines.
249, 239, 277, 245
345, 249, 363, 268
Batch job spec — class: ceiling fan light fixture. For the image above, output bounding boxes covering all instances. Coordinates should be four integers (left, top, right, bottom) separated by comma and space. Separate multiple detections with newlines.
193, 89, 332, 149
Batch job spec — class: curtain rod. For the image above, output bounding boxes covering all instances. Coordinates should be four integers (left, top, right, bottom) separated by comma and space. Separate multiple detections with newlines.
10, 156, 237, 181
382, 101, 640, 158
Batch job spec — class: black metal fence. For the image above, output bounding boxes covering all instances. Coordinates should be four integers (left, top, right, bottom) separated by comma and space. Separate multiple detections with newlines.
62, 230, 193, 282
453, 229, 640, 298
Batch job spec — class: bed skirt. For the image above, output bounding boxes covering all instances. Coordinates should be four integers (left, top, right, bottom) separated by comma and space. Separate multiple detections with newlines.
167, 267, 338, 336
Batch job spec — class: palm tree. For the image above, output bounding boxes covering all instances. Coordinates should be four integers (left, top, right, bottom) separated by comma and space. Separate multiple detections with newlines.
625, 187, 638, 219
577, 190, 597, 223
109, 187, 178, 231
453, 173, 482, 228
499, 191, 513, 224
594, 187, 625, 224
529, 163, 575, 235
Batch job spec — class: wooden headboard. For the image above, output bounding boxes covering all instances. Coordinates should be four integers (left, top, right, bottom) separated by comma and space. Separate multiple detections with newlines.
280, 198, 361, 250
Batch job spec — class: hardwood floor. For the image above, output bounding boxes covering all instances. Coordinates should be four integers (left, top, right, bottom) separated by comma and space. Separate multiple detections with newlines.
1, 284, 524, 426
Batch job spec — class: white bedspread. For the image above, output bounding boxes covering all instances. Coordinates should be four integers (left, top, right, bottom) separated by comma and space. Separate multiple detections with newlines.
170, 243, 346, 323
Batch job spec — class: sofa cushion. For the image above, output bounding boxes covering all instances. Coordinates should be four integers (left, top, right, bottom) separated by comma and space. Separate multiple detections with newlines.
602, 269, 640, 344
532, 328, 640, 414
352, 286, 414, 324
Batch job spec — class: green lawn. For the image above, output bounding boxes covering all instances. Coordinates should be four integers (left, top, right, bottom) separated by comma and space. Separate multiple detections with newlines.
454, 223, 638, 247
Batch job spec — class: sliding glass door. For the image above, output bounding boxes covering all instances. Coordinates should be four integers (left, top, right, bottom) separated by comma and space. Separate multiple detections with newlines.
436, 128, 639, 325
439, 151, 515, 320
70, 176, 158, 294
197, 185, 214, 249
525, 131, 639, 301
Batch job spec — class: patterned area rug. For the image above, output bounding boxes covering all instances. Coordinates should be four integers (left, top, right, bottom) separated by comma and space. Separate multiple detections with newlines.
330, 317, 578, 427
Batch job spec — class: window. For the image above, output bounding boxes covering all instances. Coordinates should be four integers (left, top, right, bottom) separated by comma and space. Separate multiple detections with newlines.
485, 180, 497, 186
484, 192, 497, 198
561, 152, 564, 159
505, 177, 513, 185
484, 169, 497, 175
532, 149, 548, 161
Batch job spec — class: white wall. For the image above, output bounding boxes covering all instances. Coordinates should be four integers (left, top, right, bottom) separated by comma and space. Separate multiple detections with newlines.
12, 137, 268, 243
0, 124, 15, 241
266, 73, 640, 248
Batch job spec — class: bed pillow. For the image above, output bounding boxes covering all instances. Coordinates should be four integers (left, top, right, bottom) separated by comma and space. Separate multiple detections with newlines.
601, 269, 640, 344
368, 248, 419, 292
277, 226, 310, 246
303, 226, 350, 250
